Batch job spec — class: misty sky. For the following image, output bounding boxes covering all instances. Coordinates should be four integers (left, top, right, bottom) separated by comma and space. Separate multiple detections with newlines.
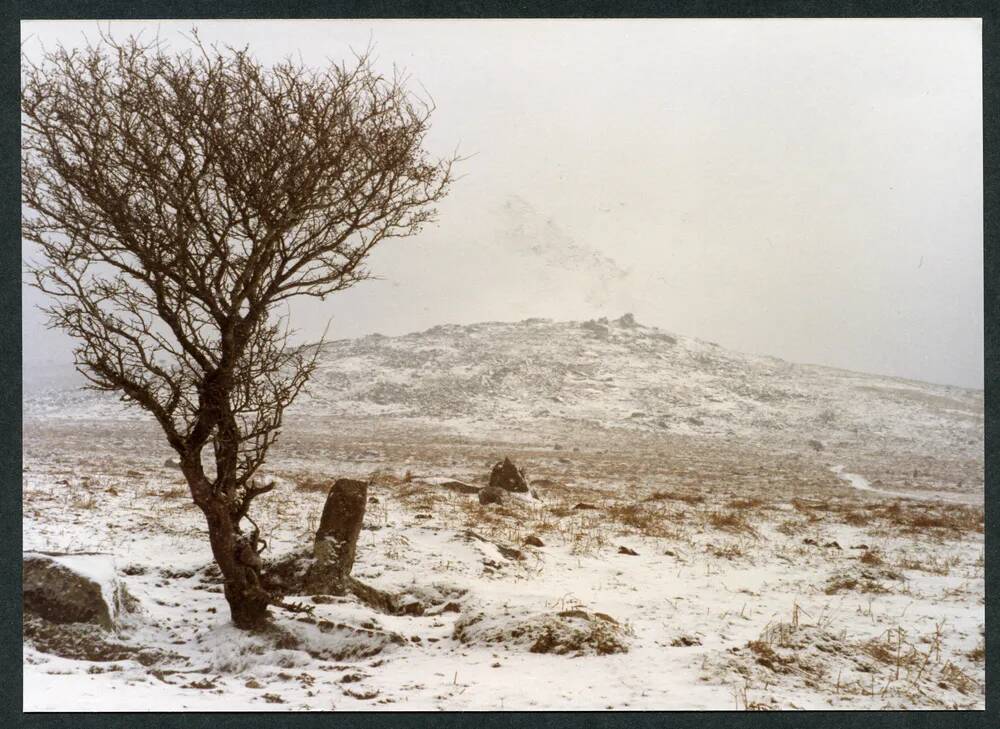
21, 19, 983, 389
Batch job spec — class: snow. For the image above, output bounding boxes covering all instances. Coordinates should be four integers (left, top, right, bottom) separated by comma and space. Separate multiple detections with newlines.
21, 316, 983, 710
26, 552, 122, 625
419, 477, 475, 487
21, 441, 984, 710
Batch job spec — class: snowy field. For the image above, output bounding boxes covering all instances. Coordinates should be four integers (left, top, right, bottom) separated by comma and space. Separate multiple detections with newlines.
23, 407, 984, 711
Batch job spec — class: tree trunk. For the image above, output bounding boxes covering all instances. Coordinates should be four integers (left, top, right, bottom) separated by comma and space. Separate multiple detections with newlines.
200, 498, 271, 630
179, 421, 273, 630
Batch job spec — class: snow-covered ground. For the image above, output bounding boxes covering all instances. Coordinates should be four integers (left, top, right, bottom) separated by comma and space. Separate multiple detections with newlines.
22, 317, 984, 710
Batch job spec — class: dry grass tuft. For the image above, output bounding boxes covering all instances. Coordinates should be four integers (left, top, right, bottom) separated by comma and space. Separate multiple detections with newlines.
967, 640, 985, 664
161, 485, 189, 499
824, 573, 892, 595
282, 472, 332, 493
646, 489, 704, 505
895, 555, 953, 576
861, 629, 923, 675
707, 541, 746, 560
789, 494, 982, 539
859, 550, 883, 566
939, 661, 980, 695
707, 510, 758, 537
775, 518, 803, 536
604, 502, 682, 538
368, 469, 408, 488
875, 501, 983, 536
791, 497, 832, 513
842, 511, 870, 527
747, 639, 783, 668
728, 497, 765, 510
71, 493, 98, 510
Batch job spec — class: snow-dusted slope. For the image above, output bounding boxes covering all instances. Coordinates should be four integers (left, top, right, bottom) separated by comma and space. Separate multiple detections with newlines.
24, 314, 983, 457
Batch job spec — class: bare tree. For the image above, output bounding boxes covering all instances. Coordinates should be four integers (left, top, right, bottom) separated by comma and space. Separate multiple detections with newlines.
22, 32, 455, 629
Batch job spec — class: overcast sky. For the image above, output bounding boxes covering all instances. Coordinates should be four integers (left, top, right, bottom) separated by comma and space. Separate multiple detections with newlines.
21, 19, 983, 388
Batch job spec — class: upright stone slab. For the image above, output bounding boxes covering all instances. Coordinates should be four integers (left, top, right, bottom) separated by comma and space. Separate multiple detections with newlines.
305, 478, 368, 595
489, 457, 529, 493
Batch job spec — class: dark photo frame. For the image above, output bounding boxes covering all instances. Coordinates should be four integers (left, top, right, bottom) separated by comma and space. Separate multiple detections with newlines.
4, 3, 996, 728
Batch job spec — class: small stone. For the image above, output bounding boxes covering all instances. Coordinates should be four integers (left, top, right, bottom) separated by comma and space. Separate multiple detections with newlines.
478, 486, 506, 506
398, 601, 425, 616
496, 545, 524, 561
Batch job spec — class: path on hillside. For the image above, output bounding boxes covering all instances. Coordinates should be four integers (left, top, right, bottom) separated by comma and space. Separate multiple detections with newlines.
830, 464, 980, 505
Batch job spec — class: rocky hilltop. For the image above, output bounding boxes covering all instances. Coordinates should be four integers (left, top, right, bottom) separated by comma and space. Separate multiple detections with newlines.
25, 314, 983, 467
293, 315, 980, 454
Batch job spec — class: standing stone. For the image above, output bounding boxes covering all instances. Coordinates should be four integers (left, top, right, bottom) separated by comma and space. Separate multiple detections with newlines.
489, 457, 529, 493
305, 478, 368, 595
